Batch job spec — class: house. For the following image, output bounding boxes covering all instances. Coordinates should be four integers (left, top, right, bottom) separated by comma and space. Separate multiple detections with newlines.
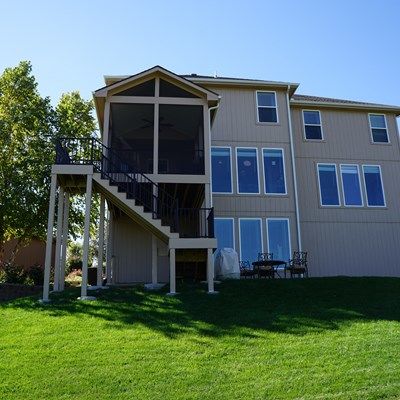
41, 66, 400, 301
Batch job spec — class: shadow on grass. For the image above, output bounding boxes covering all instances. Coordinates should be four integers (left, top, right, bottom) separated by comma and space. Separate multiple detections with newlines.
2, 277, 400, 338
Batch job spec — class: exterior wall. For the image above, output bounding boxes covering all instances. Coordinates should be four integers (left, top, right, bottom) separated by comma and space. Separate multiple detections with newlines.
206, 85, 299, 258
291, 106, 400, 276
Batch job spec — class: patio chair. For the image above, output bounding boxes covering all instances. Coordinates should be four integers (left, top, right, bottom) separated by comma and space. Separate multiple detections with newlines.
239, 261, 257, 279
257, 252, 275, 279
286, 251, 308, 278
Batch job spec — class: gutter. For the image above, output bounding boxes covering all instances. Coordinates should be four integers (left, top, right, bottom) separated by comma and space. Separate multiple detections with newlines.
286, 86, 302, 252
208, 98, 221, 208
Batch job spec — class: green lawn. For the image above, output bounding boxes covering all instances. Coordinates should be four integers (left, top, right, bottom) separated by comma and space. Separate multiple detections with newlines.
1, 278, 400, 400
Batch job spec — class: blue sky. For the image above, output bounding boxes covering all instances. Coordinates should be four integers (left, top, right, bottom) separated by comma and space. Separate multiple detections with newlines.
1, 0, 399, 108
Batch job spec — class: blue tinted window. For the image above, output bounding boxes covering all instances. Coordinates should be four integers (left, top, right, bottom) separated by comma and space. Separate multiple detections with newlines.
237, 148, 259, 193
341, 165, 362, 206
239, 219, 262, 262
267, 219, 291, 262
318, 164, 340, 206
303, 110, 321, 125
363, 166, 385, 206
257, 92, 278, 123
369, 114, 388, 143
211, 147, 232, 193
263, 149, 286, 194
214, 219, 234, 251
303, 110, 322, 140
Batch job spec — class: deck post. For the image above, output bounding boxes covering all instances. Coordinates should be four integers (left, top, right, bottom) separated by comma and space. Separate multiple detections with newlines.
41, 173, 58, 303
53, 187, 64, 292
105, 210, 113, 285
97, 194, 105, 287
59, 192, 70, 291
151, 235, 158, 285
79, 173, 94, 300
207, 248, 217, 294
168, 248, 176, 295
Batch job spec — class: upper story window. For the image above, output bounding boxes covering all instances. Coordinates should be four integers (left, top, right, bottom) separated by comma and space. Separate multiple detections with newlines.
262, 148, 286, 194
211, 147, 232, 193
362, 165, 386, 207
159, 79, 199, 98
256, 91, 278, 123
340, 165, 363, 207
369, 114, 389, 143
236, 148, 260, 194
303, 110, 323, 140
317, 164, 340, 206
114, 79, 155, 96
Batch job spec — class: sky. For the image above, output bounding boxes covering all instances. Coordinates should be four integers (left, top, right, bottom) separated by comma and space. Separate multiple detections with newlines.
0, 0, 399, 110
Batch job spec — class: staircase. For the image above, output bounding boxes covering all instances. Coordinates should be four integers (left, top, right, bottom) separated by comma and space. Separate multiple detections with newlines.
55, 137, 214, 243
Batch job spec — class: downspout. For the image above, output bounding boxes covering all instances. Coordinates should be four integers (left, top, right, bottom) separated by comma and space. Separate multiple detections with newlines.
286, 86, 302, 251
208, 98, 221, 208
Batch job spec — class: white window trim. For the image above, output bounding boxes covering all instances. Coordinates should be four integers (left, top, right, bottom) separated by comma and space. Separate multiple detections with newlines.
255, 91, 279, 124
214, 217, 235, 250
368, 113, 390, 144
362, 164, 386, 208
238, 218, 264, 262
339, 164, 364, 207
266, 218, 292, 265
262, 147, 287, 195
316, 163, 341, 207
236, 147, 261, 195
302, 109, 324, 141
211, 146, 234, 195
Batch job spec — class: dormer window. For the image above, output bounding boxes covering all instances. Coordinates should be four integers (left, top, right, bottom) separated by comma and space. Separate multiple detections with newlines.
369, 114, 389, 143
256, 91, 278, 123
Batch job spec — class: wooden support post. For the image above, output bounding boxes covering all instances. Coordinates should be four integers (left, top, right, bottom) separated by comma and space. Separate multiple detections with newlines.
207, 248, 217, 294
105, 210, 113, 285
97, 194, 105, 287
59, 192, 70, 291
151, 235, 158, 285
168, 248, 176, 295
53, 187, 64, 292
41, 173, 57, 303
79, 174, 94, 300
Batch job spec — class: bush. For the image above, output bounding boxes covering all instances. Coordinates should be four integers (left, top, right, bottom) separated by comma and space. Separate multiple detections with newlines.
26, 264, 44, 286
0, 263, 27, 284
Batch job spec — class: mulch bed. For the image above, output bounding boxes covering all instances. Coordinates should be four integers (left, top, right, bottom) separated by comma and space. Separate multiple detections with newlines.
0, 283, 42, 302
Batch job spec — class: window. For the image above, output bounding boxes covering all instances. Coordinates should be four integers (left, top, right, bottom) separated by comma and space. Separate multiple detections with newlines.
266, 219, 291, 262
340, 165, 363, 206
214, 218, 235, 252
114, 79, 155, 96
369, 114, 389, 143
211, 147, 232, 193
263, 148, 286, 194
303, 110, 323, 140
236, 148, 259, 194
159, 79, 198, 98
317, 164, 340, 206
363, 165, 385, 207
239, 219, 263, 262
256, 91, 278, 123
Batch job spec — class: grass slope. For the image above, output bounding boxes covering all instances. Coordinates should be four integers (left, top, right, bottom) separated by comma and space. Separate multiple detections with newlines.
1, 278, 400, 400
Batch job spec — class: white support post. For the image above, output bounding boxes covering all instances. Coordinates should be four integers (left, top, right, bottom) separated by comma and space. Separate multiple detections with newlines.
151, 235, 158, 285
97, 194, 105, 287
59, 192, 70, 291
168, 248, 176, 295
53, 187, 64, 292
41, 173, 58, 303
79, 174, 94, 300
207, 248, 217, 294
105, 210, 113, 285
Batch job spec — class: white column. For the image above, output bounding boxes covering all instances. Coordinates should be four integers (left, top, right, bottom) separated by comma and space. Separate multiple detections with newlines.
59, 192, 70, 291
151, 235, 158, 285
207, 248, 217, 294
53, 187, 64, 292
97, 194, 105, 287
105, 210, 113, 285
168, 248, 176, 295
79, 174, 94, 300
41, 173, 58, 303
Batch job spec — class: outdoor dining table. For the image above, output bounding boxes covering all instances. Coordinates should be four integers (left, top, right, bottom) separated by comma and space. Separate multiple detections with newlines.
252, 259, 287, 278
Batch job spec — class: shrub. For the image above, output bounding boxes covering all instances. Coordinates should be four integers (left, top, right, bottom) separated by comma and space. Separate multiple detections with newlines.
0, 263, 27, 284
26, 264, 44, 286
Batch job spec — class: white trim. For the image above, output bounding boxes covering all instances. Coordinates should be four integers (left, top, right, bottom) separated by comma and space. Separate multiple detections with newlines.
238, 218, 263, 261
316, 163, 341, 207
236, 147, 261, 195
214, 217, 235, 250
339, 164, 364, 207
211, 146, 234, 194
302, 109, 324, 141
368, 113, 390, 144
261, 147, 288, 195
265, 218, 292, 263
255, 91, 279, 124
362, 164, 386, 208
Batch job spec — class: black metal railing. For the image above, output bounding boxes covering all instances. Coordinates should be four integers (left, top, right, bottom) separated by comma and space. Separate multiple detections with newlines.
55, 137, 214, 238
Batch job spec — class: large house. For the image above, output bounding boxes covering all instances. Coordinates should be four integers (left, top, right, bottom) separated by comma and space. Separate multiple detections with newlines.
41, 66, 400, 301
